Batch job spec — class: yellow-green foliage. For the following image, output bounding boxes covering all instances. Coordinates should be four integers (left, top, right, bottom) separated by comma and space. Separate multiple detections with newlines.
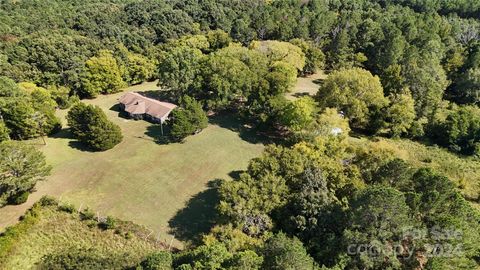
349, 137, 480, 201
0, 200, 162, 269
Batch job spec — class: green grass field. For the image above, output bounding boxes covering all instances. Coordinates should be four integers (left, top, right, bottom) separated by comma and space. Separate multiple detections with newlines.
0, 81, 264, 248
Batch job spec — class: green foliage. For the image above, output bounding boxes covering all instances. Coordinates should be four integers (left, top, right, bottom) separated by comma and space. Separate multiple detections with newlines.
67, 103, 123, 151
435, 105, 480, 155
316, 68, 388, 130
139, 251, 173, 270
0, 120, 10, 142
99, 216, 116, 230
80, 50, 126, 98
170, 96, 208, 141
385, 88, 416, 137
343, 186, 415, 269
0, 78, 60, 139
250, 40, 306, 73
8, 191, 29, 205
262, 232, 316, 270
281, 96, 317, 132
176, 242, 232, 270
290, 39, 325, 75
0, 141, 51, 207
37, 248, 130, 270
224, 250, 263, 270
158, 45, 204, 95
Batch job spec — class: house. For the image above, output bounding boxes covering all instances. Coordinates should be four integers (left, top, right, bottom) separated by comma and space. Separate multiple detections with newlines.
118, 92, 177, 123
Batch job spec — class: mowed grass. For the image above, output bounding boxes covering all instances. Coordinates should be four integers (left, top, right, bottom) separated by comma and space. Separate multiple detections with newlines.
286, 71, 326, 100
1, 204, 160, 269
0, 81, 264, 247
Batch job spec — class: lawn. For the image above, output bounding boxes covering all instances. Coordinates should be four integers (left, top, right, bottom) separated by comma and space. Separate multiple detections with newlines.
286, 71, 326, 100
0, 81, 264, 248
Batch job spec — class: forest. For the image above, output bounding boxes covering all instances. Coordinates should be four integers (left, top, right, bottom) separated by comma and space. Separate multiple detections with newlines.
1, 0, 480, 269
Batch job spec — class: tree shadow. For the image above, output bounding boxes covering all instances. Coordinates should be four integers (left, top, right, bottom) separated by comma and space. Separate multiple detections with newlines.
136, 89, 178, 104
292, 92, 312, 98
209, 113, 276, 145
144, 124, 179, 145
168, 179, 223, 245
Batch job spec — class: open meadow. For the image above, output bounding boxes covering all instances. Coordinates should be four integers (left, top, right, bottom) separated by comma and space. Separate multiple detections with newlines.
0, 82, 265, 247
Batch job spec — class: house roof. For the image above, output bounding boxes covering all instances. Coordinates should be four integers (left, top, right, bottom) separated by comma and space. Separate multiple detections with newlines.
118, 92, 177, 122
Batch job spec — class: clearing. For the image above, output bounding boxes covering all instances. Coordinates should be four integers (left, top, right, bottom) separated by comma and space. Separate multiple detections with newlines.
0, 81, 264, 247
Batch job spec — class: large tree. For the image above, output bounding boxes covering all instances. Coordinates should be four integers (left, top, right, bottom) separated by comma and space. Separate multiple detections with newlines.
0, 141, 51, 206
67, 103, 123, 151
262, 232, 316, 270
316, 68, 388, 130
169, 96, 208, 141
80, 50, 126, 98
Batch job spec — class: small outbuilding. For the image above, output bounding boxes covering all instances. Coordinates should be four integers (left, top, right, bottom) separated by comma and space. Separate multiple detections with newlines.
118, 92, 177, 124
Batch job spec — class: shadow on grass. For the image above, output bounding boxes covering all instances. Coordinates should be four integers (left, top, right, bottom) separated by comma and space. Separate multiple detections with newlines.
50, 128, 92, 152
144, 124, 179, 145
209, 113, 276, 145
168, 179, 222, 245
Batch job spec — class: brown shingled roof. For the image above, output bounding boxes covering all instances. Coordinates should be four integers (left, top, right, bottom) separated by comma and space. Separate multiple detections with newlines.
119, 92, 177, 122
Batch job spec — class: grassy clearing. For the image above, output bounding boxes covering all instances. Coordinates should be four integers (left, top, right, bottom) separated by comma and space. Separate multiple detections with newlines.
0, 81, 264, 248
0, 201, 160, 270
287, 71, 326, 100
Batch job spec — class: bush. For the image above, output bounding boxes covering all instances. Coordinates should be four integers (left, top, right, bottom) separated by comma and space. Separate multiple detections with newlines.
39, 196, 59, 207
139, 251, 173, 270
99, 216, 116, 230
67, 103, 123, 151
80, 207, 95, 221
8, 191, 29, 205
58, 203, 76, 214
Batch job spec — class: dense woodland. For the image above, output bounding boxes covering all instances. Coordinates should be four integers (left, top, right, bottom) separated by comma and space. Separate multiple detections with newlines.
1, 0, 480, 269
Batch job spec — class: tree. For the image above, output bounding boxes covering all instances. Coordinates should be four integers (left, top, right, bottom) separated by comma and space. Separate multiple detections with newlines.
290, 39, 325, 75
67, 103, 123, 151
124, 52, 156, 85
343, 186, 416, 269
80, 50, 126, 98
170, 96, 208, 141
0, 141, 51, 206
250, 40, 306, 73
316, 68, 389, 130
403, 56, 449, 119
262, 232, 316, 270
158, 45, 204, 96
435, 105, 480, 155
281, 96, 317, 132
385, 88, 416, 137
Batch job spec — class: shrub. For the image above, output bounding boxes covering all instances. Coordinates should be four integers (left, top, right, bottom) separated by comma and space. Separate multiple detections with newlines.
139, 251, 173, 270
58, 203, 76, 214
80, 207, 95, 221
99, 216, 116, 230
8, 191, 29, 205
39, 196, 59, 206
